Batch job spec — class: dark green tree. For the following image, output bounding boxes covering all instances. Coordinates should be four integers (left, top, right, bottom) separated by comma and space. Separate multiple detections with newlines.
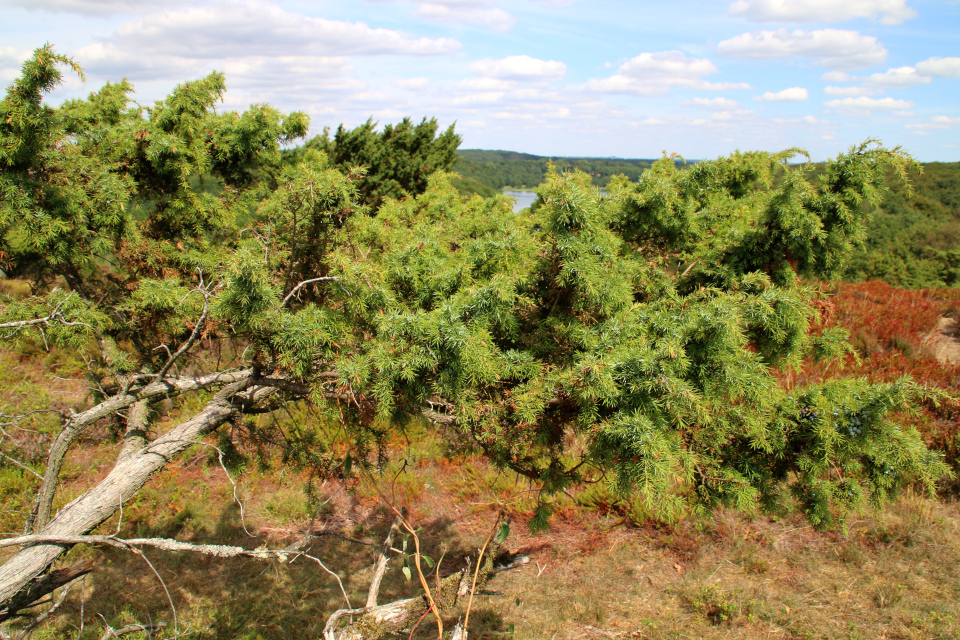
325, 116, 461, 207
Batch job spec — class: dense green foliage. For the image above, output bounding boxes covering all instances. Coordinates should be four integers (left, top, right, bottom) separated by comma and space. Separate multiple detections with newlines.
0, 47, 309, 364
458, 148, 960, 290
292, 117, 461, 209
455, 148, 657, 191
843, 162, 960, 288
0, 46, 950, 543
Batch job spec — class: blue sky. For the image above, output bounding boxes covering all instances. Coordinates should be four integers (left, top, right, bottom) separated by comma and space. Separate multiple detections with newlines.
1, 0, 958, 161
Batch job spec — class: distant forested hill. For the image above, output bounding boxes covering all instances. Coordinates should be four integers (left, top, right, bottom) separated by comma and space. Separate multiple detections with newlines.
452, 149, 657, 196
844, 162, 960, 288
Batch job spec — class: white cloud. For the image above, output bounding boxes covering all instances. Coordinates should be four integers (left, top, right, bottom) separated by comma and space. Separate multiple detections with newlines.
219, 56, 358, 90
702, 81, 754, 90
817, 65, 930, 99
821, 70, 857, 82
469, 55, 566, 81
932, 115, 960, 126
0, 47, 32, 83
72, 41, 204, 80
451, 91, 505, 105
915, 57, 960, 78
0, 46, 31, 68
110, 2, 460, 59
717, 29, 887, 69
584, 50, 749, 96
620, 51, 716, 79
755, 87, 808, 101
72, 41, 362, 97
0, 0, 189, 15
824, 85, 879, 96
367, 0, 521, 30
683, 97, 740, 109
729, 0, 916, 25
395, 77, 430, 90
492, 111, 538, 120
865, 66, 931, 88
512, 87, 559, 100
906, 115, 960, 133
415, 3, 515, 31
457, 77, 512, 90
824, 96, 914, 114
55, 1, 463, 121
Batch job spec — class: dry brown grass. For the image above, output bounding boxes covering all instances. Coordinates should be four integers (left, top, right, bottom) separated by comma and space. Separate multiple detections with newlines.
2, 345, 960, 640
8, 446, 960, 640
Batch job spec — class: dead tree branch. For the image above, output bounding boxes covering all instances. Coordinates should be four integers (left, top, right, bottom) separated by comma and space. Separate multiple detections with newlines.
29, 368, 253, 533
283, 277, 341, 305
0, 560, 94, 629
97, 622, 165, 640
11, 581, 72, 640
323, 545, 501, 640
154, 276, 220, 381
0, 376, 254, 622
366, 516, 402, 609
0, 294, 91, 337
0, 534, 304, 561
0, 451, 41, 480
117, 400, 150, 463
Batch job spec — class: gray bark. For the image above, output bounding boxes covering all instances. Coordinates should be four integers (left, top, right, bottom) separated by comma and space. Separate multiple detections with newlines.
0, 375, 253, 621
324, 548, 503, 640
30, 369, 252, 532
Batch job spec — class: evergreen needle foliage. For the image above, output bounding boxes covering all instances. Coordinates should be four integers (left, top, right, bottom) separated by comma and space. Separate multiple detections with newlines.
0, 46, 950, 548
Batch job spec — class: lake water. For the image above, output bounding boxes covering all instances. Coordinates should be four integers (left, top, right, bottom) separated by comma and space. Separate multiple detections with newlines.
502, 189, 608, 212
503, 190, 538, 212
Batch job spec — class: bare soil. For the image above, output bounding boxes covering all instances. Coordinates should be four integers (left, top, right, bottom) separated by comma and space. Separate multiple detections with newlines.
923, 316, 960, 364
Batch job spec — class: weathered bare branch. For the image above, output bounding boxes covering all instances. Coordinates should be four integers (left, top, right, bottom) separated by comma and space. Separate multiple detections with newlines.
324, 555, 484, 640
155, 307, 208, 380
0, 560, 94, 627
97, 622, 165, 640
0, 534, 300, 560
30, 368, 253, 532
463, 514, 505, 635
118, 400, 149, 463
422, 409, 457, 426
0, 451, 42, 480
11, 582, 71, 640
0, 375, 253, 621
366, 516, 402, 609
0, 316, 56, 331
10, 584, 70, 640
283, 277, 340, 305
0, 294, 91, 337
155, 277, 221, 381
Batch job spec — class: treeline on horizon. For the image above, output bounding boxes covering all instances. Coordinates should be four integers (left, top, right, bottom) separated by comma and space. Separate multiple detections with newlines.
453, 149, 960, 290
453, 148, 661, 194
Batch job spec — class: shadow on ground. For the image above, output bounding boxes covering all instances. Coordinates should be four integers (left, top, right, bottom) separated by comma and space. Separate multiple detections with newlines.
53, 502, 510, 640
